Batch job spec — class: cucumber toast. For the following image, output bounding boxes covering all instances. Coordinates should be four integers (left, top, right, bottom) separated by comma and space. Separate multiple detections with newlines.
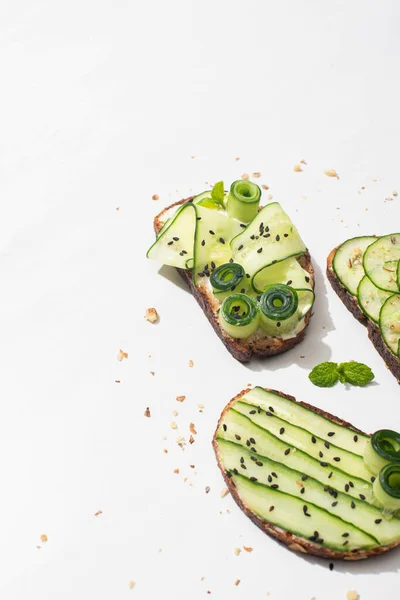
327, 235, 400, 382
213, 386, 400, 560
147, 181, 315, 361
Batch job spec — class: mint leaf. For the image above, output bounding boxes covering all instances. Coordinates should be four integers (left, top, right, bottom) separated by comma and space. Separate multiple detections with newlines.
309, 362, 339, 387
339, 362, 375, 386
211, 181, 225, 203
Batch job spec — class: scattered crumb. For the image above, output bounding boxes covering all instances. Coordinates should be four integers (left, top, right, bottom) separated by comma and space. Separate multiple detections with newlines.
220, 487, 230, 498
300, 159, 307, 165
252, 172, 261, 178
172, 410, 178, 416
205, 486, 211, 494
116, 207, 120, 211
235, 157, 240, 161
234, 579, 240, 586
152, 194, 159, 201
176, 395, 186, 402
190, 423, 197, 435
170, 421, 177, 429
311, 597, 316, 600
176, 436, 186, 449
94, 510, 103, 517
190, 464, 195, 468
300, 355, 305, 358
268, 193, 273, 200
243, 545, 253, 552
40, 534, 48, 543
234, 547, 241, 556
173, 468, 180, 474
150, 371, 155, 376
201, 576, 205, 581
129, 581, 136, 590
115, 380, 121, 383
144, 407, 151, 418
188, 359, 194, 368
145, 308, 159, 323
163, 449, 168, 453
346, 592, 358, 600
293, 164, 302, 172
190, 156, 196, 159
207, 592, 211, 595
117, 349, 128, 361
261, 184, 269, 190
189, 434, 195, 444
36, 546, 41, 550
241, 173, 249, 180
197, 403, 204, 409
324, 169, 339, 179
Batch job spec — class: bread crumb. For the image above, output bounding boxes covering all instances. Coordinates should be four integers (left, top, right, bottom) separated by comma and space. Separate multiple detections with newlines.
189, 434, 195, 444
115, 380, 121, 383
190, 422, 197, 435
36, 546, 41, 549
190, 464, 195, 468
234, 547, 241, 556
300, 159, 307, 165
241, 173, 249, 180
197, 403, 204, 409
188, 359, 194, 368
117, 349, 128, 361
252, 172, 261, 178
268, 193, 273, 200
220, 487, 230, 498
145, 308, 159, 323
324, 169, 339, 179
293, 164, 302, 172
144, 407, 151, 418
94, 510, 103, 517
129, 581, 136, 590
176, 395, 186, 402
40, 534, 48, 543
163, 449, 168, 453
243, 545, 253, 552
205, 486, 211, 493
234, 579, 240, 586
150, 371, 155, 376
172, 410, 178, 416
393, 190, 398, 196
173, 468, 180, 474
190, 156, 196, 159
235, 157, 240, 161
201, 576, 205, 581
152, 194, 159, 201
346, 592, 358, 600
116, 207, 120, 211
170, 421, 177, 429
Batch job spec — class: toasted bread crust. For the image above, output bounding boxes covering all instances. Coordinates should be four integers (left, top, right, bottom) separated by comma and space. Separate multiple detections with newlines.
326, 247, 400, 383
153, 198, 314, 362
212, 387, 400, 560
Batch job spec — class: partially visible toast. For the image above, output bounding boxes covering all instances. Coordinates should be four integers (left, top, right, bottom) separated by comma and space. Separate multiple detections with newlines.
212, 387, 400, 560
326, 247, 400, 383
152, 198, 314, 362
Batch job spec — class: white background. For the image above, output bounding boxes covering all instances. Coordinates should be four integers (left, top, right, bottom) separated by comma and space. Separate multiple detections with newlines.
0, 1, 399, 598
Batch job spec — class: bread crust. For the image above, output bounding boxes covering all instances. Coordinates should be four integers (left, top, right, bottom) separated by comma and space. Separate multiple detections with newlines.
212, 387, 400, 560
326, 247, 400, 383
153, 198, 314, 362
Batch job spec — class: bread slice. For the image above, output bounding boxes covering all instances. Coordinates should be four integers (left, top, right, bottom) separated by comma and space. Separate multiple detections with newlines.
327, 247, 400, 383
213, 387, 400, 560
153, 198, 315, 362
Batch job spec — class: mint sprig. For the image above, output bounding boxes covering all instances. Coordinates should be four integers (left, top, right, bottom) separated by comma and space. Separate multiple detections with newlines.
309, 361, 375, 388
211, 181, 225, 204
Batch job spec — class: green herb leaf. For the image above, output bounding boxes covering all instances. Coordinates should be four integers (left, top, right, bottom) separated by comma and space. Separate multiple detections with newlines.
308, 362, 339, 387
211, 181, 225, 203
338, 362, 375, 387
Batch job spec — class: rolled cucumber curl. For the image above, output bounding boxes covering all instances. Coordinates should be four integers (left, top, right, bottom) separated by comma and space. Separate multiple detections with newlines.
226, 180, 261, 223
210, 262, 245, 293
258, 284, 299, 335
219, 294, 259, 339
373, 463, 400, 511
363, 430, 400, 474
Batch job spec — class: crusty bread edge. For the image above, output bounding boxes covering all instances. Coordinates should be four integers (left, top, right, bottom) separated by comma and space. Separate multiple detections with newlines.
153, 198, 314, 362
326, 247, 400, 383
212, 387, 400, 560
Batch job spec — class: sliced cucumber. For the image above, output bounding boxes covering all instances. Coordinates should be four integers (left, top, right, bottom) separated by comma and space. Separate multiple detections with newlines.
357, 275, 392, 323
193, 206, 241, 285
240, 387, 368, 456
231, 202, 306, 286
218, 439, 400, 545
379, 294, 400, 357
219, 294, 260, 339
253, 256, 313, 294
363, 234, 400, 292
146, 203, 196, 268
258, 289, 315, 336
332, 236, 376, 295
226, 180, 261, 224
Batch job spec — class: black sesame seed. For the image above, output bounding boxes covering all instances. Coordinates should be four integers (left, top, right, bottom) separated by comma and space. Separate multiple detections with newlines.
375, 519, 382, 524
250, 447, 256, 452
240, 288, 245, 293
211, 261, 216, 269
173, 237, 179, 241
233, 468, 238, 475
250, 235, 255, 240
223, 424, 227, 431
276, 235, 280, 241
268, 475, 272, 483
301, 474, 307, 481
250, 456, 257, 461
342, 532, 349, 537
271, 484, 279, 489
240, 457, 244, 463
229, 258, 234, 263
268, 406, 274, 412
249, 410, 256, 415
351, 501, 355, 509
284, 448, 290, 456
300, 487, 305, 494
235, 434, 241, 441
246, 440, 250, 447
343, 540, 348, 546
277, 322, 281, 327
238, 244, 243, 251
303, 505, 311, 516
311, 436, 316, 444
226, 470, 232, 478
196, 216, 201, 220
269, 506, 274, 512
201, 240, 205, 246
257, 247, 263, 253
266, 411, 273, 417
345, 484, 349, 492
328, 471, 333, 479
324, 485, 329, 492
284, 233, 289, 238
353, 435, 358, 442
279, 427, 285, 435
319, 451, 323, 458
219, 237, 225, 244
240, 223, 246, 228
287, 279, 293, 285
349, 481, 354, 488
209, 230, 215, 235
240, 464, 247, 469
255, 461, 263, 466
167, 241, 174, 245
329, 562, 334, 571
324, 442, 330, 449
332, 501, 338, 507
272, 260, 277, 264
271, 472, 278, 478
359, 494, 366, 500
305, 276, 310, 282
263, 233, 271, 238
333, 457, 341, 462
371, 476, 376, 483
320, 462, 328, 467
250, 438, 256, 444
197, 272, 204, 277
327, 432, 335, 437
250, 476, 257, 482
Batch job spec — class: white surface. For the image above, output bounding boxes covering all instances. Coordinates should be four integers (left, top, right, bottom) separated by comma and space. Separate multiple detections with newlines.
0, 1, 399, 598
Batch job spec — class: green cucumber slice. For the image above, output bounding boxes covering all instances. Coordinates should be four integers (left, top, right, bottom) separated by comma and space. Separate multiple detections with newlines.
193, 206, 242, 285
219, 294, 260, 339
398, 260, 400, 288
253, 256, 313, 294
218, 439, 400, 545
379, 293, 400, 357
258, 289, 315, 336
226, 180, 261, 223
332, 236, 376, 295
357, 275, 391, 323
231, 202, 306, 286
146, 203, 196, 268
373, 463, 400, 511
363, 234, 400, 292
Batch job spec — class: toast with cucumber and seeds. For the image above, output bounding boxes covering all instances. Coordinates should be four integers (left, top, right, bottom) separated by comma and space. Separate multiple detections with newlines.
146, 180, 315, 362
213, 386, 400, 560
327, 235, 400, 382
